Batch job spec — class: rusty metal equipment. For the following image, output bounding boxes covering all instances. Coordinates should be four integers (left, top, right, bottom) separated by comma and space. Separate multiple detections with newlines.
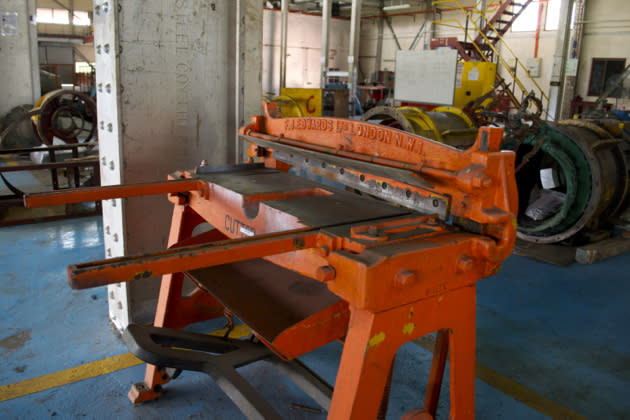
1, 90, 97, 148
24, 103, 517, 419
31, 89, 97, 145
0, 90, 99, 225
361, 105, 478, 148
363, 97, 630, 245
503, 117, 630, 244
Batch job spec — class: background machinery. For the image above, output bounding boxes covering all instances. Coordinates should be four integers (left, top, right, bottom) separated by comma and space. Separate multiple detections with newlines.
0, 89, 99, 225
363, 98, 630, 247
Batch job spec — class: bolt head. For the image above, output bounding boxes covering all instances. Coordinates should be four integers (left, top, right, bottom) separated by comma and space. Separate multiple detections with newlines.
318, 246, 330, 257
316, 265, 336, 282
457, 255, 473, 272
395, 269, 416, 288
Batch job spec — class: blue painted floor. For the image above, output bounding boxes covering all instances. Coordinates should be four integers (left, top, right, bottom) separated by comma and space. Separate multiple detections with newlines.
477, 254, 630, 419
0, 157, 42, 195
1, 216, 628, 419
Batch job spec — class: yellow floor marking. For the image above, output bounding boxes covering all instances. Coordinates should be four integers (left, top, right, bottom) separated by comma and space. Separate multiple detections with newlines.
414, 336, 590, 420
0, 155, 18, 166
0, 324, 589, 420
0, 324, 251, 403
0, 353, 142, 403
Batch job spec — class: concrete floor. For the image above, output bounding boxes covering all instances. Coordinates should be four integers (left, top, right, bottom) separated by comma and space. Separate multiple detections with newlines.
0, 216, 628, 419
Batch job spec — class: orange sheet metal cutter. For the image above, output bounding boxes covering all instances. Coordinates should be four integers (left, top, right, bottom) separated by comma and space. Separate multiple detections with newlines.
24, 103, 517, 419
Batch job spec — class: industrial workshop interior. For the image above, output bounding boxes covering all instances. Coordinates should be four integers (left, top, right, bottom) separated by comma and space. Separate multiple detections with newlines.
2, 0, 630, 418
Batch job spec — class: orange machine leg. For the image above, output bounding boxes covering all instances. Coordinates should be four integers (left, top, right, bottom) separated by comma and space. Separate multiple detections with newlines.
328, 286, 476, 420
129, 204, 226, 403
424, 329, 450, 417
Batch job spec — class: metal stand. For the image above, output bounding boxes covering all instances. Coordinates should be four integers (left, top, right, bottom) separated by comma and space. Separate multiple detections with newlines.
0, 142, 100, 226
124, 324, 333, 420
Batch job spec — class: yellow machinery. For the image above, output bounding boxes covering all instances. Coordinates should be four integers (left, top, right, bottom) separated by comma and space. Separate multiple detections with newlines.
361, 105, 478, 148
273, 88, 349, 118
29, 89, 97, 145
453, 62, 497, 109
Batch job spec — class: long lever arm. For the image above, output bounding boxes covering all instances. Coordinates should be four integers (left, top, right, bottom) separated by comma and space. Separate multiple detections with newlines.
23, 179, 204, 208
68, 229, 319, 290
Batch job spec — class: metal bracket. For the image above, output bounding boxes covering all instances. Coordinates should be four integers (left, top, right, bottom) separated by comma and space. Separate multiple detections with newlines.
123, 324, 333, 420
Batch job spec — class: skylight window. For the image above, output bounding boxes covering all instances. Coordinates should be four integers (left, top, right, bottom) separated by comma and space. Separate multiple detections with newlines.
73, 10, 90, 26
36, 8, 69, 25
36, 8, 90, 26
545, 0, 561, 30
511, 1, 539, 32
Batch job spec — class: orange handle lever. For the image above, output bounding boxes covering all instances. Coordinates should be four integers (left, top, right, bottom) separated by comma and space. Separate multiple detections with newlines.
68, 229, 320, 290
23, 179, 205, 208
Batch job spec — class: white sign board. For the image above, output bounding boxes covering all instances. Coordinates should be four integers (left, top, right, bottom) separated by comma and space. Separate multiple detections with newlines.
0, 12, 18, 36
394, 49, 458, 105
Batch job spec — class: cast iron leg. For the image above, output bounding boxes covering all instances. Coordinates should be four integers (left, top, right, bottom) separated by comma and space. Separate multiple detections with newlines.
424, 329, 450, 416
328, 308, 399, 420
128, 204, 224, 403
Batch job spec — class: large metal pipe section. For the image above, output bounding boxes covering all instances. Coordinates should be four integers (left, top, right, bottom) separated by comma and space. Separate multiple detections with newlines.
507, 119, 629, 243
361, 105, 478, 148
364, 106, 630, 244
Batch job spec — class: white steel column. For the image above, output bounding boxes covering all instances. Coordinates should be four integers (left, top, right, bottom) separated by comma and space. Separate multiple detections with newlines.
92, 0, 127, 329
559, 0, 585, 119
548, 0, 574, 121
280, 0, 289, 90
320, 0, 332, 88
374, 0, 384, 80
348, 0, 363, 115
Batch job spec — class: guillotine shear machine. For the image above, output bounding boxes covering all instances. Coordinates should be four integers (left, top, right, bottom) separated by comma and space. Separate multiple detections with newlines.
24, 103, 517, 419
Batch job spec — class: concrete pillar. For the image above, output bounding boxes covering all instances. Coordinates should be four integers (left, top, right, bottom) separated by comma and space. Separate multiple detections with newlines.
92, 0, 263, 330
0, 0, 40, 116
236, 0, 263, 162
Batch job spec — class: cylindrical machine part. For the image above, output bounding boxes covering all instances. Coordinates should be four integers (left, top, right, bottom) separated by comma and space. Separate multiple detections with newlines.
31, 89, 97, 145
511, 119, 629, 244
361, 106, 478, 148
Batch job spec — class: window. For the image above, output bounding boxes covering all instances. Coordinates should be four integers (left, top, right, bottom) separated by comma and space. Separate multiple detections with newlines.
545, 0, 576, 31
75, 62, 95, 73
512, 1, 539, 32
72, 10, 90, 26
36, 8, 69, 25
588, 58, 627, 97
36, 8, 90, 26
545, 0, 561, 30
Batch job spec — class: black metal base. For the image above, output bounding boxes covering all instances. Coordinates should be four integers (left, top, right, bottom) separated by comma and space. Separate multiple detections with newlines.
123, 324, 333, 420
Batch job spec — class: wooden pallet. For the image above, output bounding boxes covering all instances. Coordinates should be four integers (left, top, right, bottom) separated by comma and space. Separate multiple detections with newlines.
575, 232, 630, 264
515, 231, 630, 266
514, 239, 576, 266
